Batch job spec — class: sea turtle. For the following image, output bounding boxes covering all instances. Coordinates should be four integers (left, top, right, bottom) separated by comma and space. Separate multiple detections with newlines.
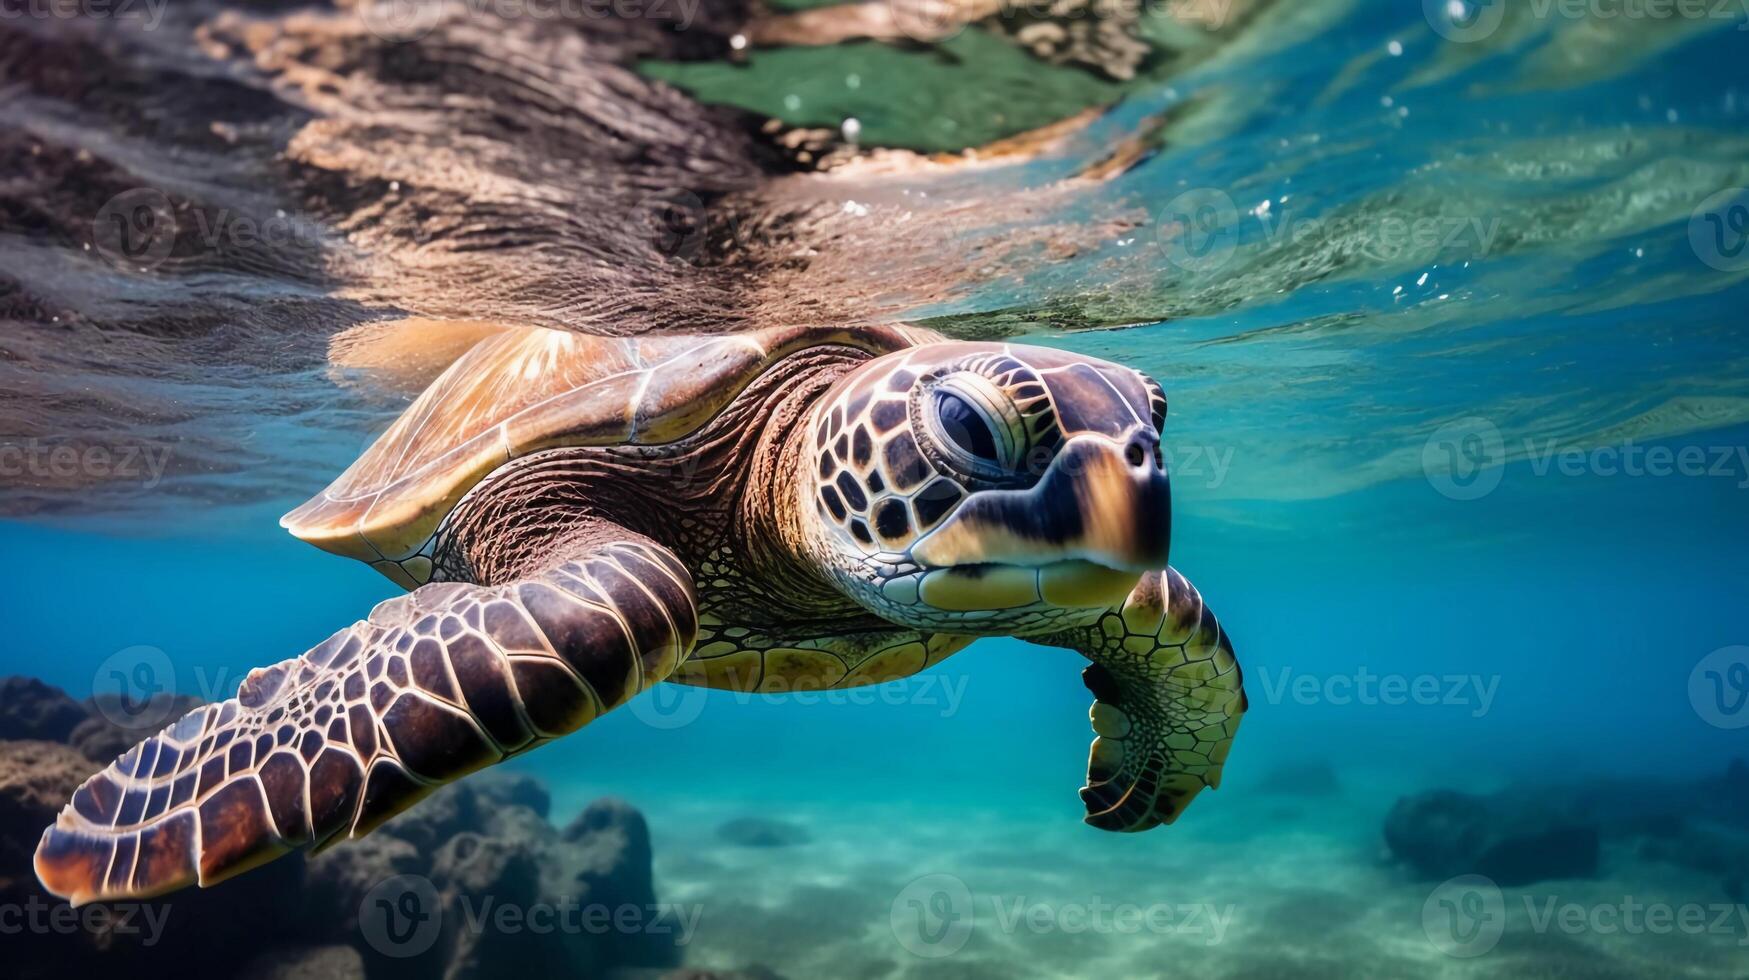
34, 322, 1246, 904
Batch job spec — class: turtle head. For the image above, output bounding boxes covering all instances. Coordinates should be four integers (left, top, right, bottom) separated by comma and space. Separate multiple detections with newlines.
798, 342, 1170, 635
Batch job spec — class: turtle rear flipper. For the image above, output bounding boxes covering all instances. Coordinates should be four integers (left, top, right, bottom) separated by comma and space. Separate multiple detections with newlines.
1037, 567, 1246, 831
35, 534, 695, 905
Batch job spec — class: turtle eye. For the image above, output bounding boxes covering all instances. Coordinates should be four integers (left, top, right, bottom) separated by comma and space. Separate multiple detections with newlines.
934, 390, 1000, 463
920, 374, 1025, 480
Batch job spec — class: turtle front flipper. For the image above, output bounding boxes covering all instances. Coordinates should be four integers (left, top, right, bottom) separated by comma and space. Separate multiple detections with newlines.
35, 535, 695, 905
1034, 568, 1246, 832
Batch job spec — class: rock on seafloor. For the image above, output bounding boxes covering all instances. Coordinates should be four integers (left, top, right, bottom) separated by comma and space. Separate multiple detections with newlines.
715, 817, 813, 848
1383, 789, 1600, 885
0, 674, 702, 980
240, 946, 369, 980
0, 677, 87, 743
0, 740, 92, 870
1383, 762, 1749, 892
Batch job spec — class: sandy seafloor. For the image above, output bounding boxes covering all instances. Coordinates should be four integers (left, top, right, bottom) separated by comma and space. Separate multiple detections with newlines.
541, 775, 1749, 979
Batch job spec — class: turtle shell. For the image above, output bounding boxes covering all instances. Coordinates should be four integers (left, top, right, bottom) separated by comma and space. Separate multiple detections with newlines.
282, 322, 935, 581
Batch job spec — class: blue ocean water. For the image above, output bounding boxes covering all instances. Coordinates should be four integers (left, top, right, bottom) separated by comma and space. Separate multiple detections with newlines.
5, 1, 1749, 977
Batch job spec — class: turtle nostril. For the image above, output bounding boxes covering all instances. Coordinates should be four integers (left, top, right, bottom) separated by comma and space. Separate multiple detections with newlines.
1124, 442, 1147, 468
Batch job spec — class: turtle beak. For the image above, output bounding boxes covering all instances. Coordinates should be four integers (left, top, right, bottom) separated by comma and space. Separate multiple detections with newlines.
911, 434, 1170, 572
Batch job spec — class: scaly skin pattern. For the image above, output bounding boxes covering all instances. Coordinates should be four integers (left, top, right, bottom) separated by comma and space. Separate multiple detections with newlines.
36, 536, 696, 905
779, 341, 1169, 636
1035, 568, 1245, 831
36, 331, 1248, 905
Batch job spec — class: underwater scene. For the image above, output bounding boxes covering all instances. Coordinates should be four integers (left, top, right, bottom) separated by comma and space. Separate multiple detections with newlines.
2, 0, 1748, 977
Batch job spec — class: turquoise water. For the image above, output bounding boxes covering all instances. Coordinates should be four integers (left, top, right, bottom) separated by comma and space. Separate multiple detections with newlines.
5, 1, 1749, 977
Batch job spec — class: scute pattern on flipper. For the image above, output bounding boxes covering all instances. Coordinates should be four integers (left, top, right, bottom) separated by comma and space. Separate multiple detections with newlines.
1038, 567, 1245, 832
282, 323, 938, 567
35, 541, 696, 906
